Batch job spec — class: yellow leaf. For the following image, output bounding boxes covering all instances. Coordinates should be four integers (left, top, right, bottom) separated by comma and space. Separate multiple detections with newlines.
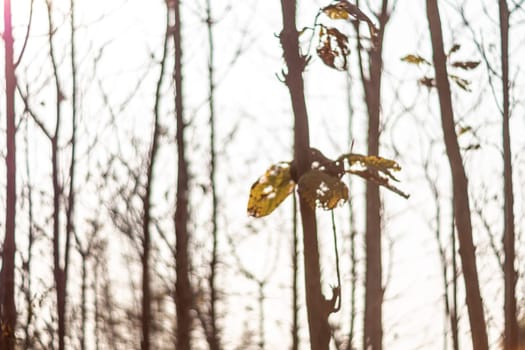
401, 54, 431, 66
322, 3, 350, 20
339, 153, 409, 198
247, 162, 295, 217
297, 169, 349, 210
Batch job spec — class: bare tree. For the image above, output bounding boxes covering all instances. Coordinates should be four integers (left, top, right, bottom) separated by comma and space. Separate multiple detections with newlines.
353, 1, 393, 349
279, 1, 337, 349
205, 1, 221, 348
499, 1, 519, 349
0, 0, 17, 348
426, 1, 488, 349
173, 0, 193, 348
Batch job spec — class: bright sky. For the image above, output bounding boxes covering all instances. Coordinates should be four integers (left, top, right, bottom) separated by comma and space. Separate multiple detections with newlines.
3, 0, 525, 349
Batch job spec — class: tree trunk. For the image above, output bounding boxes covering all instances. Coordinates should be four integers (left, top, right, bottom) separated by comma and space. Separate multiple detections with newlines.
355, 2, 390, 349
0, 0, 17, 348
279, 1, 333, 349
426, 1, 489, 349
44, 1, 68, 348
206, 1, 221, 348
141, 8, 170, 349
291, 195, 299, 350
499, 1, 518, 349
173, 1, 193, 348
80, 254, 87, 350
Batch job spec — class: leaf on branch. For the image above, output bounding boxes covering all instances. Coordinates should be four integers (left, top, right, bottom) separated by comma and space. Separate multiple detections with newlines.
339, 153, 409, 198
447, 44, 461, 56
401, 54, 431, 66
462, 143, 481, 151
322, 2, 351, 19
451, 61, 480, 70
449, 74, 471, 91
247, 162, 296, 217
297, 169, 349, 210
418, 76, 436, 88
317, 25, 350, 70
457, 125, 472, 136
321, 1, 378, 44
309, 148, 345, 178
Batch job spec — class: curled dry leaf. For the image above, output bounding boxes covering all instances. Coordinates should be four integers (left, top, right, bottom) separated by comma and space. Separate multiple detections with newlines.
317, 25, 350, 70
321, 0, 379, 44
297, 169, 349, 210
247, 162, 295, 217
339, 153, 409, 198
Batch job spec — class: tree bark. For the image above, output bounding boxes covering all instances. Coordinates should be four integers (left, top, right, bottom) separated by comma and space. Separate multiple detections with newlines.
499, 1, 518, 349
355, 2, 390, 349
426, 1, 489, 349
279, 1, 333, 349
173, 1, 193, 348
0, 0, 17, 348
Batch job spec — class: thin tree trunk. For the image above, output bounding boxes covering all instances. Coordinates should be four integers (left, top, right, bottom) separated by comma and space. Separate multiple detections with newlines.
426, 2, 489, 349
45, 1, 67, 348
499, 1, 518, 349
355, 2, 390, 349
173, 1, 193, 348
0, 0, 17, 348
346, 71, 357, 350
450, 200, 459, 350
64, 0, 78, 312
279, 1, 334, 349
291, 195, 299, 350
206, 1, 221, 348
141, 8, 170, 350
80, 253, 87, 350
23, 122, 35, 350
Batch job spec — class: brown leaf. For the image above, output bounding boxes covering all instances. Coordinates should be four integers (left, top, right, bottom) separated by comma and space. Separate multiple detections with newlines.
418, 76, 436, 88
451, 61, 480, 70
297, 169, 349, 210
317, 25, 350, 70
321, 1, 378, 44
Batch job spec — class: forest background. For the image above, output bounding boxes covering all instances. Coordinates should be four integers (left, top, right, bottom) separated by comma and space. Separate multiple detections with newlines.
1, 0, 525, 349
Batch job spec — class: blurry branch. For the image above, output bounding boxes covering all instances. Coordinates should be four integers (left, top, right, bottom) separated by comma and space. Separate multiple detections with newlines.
472, 195, 504, 270
14, 0, 35, 68
225, 227, 280, 350
16, 84, 52, 140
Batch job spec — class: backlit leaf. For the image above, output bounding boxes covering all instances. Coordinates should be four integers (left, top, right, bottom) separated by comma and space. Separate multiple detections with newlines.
317, 26, 350, 70
338, 153, 409, 198
297, 169, 349, 210
247, 162, 296, 217
451, 61, 480, 70
401, 54, 431, 66
321, 1, 378, 44
322, 2, 351, 20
